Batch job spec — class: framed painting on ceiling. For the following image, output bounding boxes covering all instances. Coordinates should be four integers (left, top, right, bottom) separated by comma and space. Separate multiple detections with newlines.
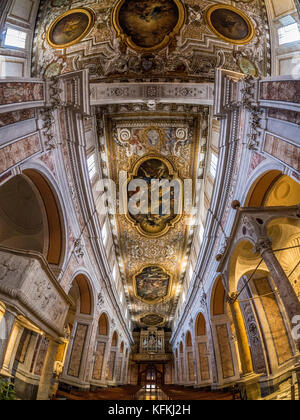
112, 0, 186, 52
46, 8, 95, 49
205, 4, 255, 45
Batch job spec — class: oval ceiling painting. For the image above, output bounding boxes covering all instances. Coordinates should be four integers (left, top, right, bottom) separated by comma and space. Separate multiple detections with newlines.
134, 266, 171, 304
141, 314, 165, 326
47, 8, 95, 49
127, 157, 182, 237
112, 0, 186, 52
206, 4, 255, 45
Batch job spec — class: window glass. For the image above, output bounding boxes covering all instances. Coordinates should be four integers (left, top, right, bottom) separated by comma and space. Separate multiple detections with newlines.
278, 23, 300, 45
5, 28, 27, 49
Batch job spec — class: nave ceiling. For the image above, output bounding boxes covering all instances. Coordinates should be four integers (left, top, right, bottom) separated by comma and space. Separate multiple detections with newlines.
96, 104, 209, 327
32, 0, 271, 329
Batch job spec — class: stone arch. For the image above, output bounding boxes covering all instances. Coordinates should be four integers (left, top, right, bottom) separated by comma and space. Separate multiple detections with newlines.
111, 331, 118, 347
196, 313, 206, 336
245, 170, 300, 207
98, 312, 109, 336
0, 169, 66, 267
68, 273, 94, 316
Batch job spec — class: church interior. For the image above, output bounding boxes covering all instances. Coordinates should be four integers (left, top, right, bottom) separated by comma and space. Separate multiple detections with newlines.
0, 0, 299, 401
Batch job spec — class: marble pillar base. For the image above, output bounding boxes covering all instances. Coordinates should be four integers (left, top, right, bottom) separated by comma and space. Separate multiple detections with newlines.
237, 373, 262, 400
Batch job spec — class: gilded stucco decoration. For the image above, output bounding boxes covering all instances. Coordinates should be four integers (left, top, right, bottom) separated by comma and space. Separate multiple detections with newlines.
33, 0, 270, 81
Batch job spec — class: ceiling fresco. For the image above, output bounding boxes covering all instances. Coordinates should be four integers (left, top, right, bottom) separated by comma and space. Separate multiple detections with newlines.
97, 105, 209, 326
127, 157, 182, 237
140, 314, 165, 326
34, 0, 270, 81
135, 266, 171, 303
114, 0, 185, 51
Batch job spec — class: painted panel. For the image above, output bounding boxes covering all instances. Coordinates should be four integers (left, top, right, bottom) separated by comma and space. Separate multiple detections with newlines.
254, 277, 293, 366
0, 82, 44, 105
187, 351, 195, 381
34, 337, 49, 376
260, 81, 300, 104
264, 134, 300, 171
216, 324, 235, 379
106, 350, 116, 381
0, 133, 41, 174
0, 109, 35, 128
67, 323, 88, 378
198, 342, 210, 381
92, 341, 106, 380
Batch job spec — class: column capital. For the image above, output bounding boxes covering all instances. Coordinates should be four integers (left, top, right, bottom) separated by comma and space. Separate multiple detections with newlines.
226, 292, 239, 305
253, 237, 272, 256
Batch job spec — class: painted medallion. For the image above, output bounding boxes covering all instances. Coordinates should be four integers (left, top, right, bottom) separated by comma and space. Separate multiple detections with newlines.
47, 8, 95, 49
206, 4, 255, 45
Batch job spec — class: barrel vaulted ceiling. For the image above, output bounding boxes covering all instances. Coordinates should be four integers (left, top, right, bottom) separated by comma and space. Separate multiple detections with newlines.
34, 0, 270, 328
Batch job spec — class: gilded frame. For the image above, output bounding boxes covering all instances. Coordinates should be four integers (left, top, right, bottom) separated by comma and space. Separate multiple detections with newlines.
46, 8, 95, 49
133, 264, 173, 304
205, 4, 255, 45
126, 154, 183, 238
111, 0, 186, 53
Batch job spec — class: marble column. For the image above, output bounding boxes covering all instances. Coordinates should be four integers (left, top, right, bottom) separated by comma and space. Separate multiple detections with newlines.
1, 321, 24, 376
0, 309, 17, 371
228, 293, 261, 400
256, 239, 300, 343
229, 293, 254, 375
36, 338, 60, 400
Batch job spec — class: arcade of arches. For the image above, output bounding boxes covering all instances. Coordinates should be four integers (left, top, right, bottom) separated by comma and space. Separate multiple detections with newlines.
0, 0, 299, 401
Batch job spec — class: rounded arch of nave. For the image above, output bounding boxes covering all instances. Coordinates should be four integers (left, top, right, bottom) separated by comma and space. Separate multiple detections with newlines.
209, 275, 227, 317
22, 161, 68, 266
0, 163, 67, 270
243, 163, 300, 208
195, 312, 207, 338
68, 270, 96, 318
98, 311, 110, 336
